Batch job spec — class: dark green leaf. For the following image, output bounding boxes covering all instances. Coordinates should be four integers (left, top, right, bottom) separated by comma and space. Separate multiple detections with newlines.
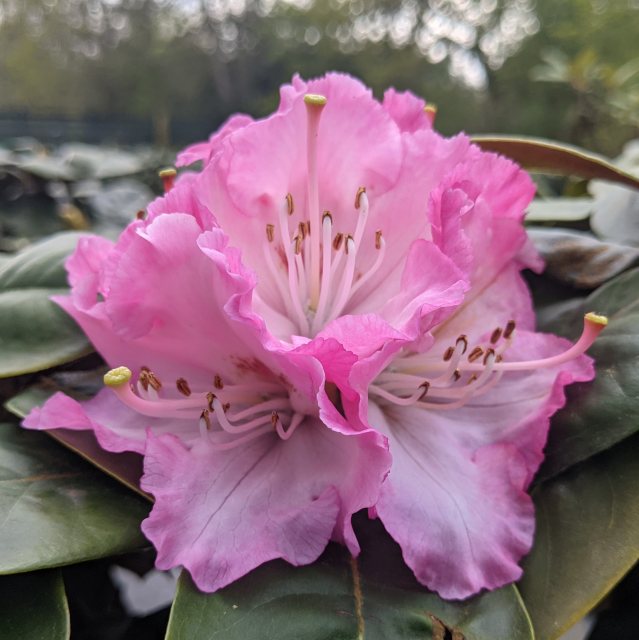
5, 383, 147, 499
538, 267, 639, 479
0, 570, 70, 640
519, 435, 639, 640
0, 422, 149, 574
471, 136, 639, 189
0, 233, 93, 376
165, 518, 534, 640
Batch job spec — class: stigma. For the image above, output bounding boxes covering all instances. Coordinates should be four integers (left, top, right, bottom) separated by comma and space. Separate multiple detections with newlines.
258, 93, 387, 337
371, 312, 607, 411
103, 367, 305, 450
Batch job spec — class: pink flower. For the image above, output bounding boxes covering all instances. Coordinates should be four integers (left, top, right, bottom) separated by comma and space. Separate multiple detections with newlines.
23, 72, 604, 598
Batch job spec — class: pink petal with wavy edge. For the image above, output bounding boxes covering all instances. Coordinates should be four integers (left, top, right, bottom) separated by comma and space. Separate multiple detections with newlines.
175, 113, 253, 168
141, 416, 390, 591
367, 324, 593, 599
382, 87, 432, 132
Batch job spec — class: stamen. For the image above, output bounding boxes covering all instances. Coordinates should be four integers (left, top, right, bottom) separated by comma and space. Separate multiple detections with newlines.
504, 320, 516, 339
276, 412, 304, 440
468, 347, 484, 362
158, 168, 176, 193
369, 382, 430, 406
266, 224, 275, 242
136, 209, 146, 221
176, 378, 191, 396
212, 397, 273, 434
214, 375, 223, 389
199, 409, 212, 436
375, 230, 383, 250
348, 233, 386, 300
443, 347, 455, 362
304, 93, 327, 309
490, 327, 502, 344
355, 186, 366, 209
333, 232, 344, 251
424, 103, 437, 126
286, 192, 294, 216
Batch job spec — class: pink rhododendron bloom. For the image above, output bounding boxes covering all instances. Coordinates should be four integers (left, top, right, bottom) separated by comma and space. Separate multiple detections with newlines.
23, 73, 604, 599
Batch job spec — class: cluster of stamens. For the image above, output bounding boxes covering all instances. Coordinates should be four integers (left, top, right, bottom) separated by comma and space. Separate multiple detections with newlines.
104, 367, 302, 451
370, 313, 608, 411
256, 94, 386, 337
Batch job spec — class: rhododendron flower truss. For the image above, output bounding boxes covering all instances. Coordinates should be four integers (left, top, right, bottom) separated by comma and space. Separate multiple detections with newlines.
22, 72, 605, 600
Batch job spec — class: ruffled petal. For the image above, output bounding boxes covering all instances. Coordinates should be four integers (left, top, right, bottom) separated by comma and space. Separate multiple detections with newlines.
22, 389, 195, 454
382, 87, 432, 133
141, 417, 389, 591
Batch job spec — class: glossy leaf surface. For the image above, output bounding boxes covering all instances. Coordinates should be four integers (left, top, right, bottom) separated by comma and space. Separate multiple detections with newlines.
165, 518, 534, 640
0, 570, 70, 640
0, 422, 149, 574
520, 436, 639, 640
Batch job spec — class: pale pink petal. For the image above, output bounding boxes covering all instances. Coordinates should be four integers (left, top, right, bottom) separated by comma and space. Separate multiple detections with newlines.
141, 417, 390, 591
367, 327, 594, 598
382, 87, 432, 132
22, 389, 195, 454
175, 114, 253, 168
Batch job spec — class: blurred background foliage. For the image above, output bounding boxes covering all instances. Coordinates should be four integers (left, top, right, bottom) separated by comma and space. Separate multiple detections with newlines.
1, 0, 638, 154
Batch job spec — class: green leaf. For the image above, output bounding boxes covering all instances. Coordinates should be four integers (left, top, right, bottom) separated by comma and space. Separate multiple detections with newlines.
0, 570, 70, 640
0, 232, 85, 290
165, 518, 534, 640
538, 267, 639, 479
519, 435, 639, 640
0, 233, 92, 377
5, 383, 147, 499
471, 136, 639, 189
0, 422, 149, 574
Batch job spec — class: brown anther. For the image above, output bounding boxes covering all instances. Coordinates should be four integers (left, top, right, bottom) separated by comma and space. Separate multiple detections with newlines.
456, 335, 468, 354
496, 354, 503, 363
294, 235, 303, 255
176, 378, 191, 397
419, 381, 430, 399
333, 232, 344, 251
271, 411, 279, 427
344, 234, 354, 255
467, 374, 478, 386
223, 402, 231, 413
452, 369, 461, 382
266, 224, 275, 243
206, 392, 216, 411
468, 347, 484, 362
305, 221, 311, 236
443, 346, 455, 362
355, 186, 366, 209
322, 211, 332, 225
298, 221, 307, 240
375, 229, 383, 250
136, 209, 146, 220
285, 192, 294, 215
483, 348, 496, 364
200, 409, 212, 431
504, 320, 516, 339
139, 366, 161, 391
490, 327, 503, 344
214, 375, 224, 390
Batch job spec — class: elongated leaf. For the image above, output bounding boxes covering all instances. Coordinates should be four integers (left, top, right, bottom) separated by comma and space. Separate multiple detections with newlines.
0, 288, 92, 376
472, 136, 639, 189
5, 384, 147, 499
165, 518, 534, 640
538, 267, 639, 479
0, 570, 69, 640
0, 233, 92, 376
0, 422, 149, 574
519, 435, 639, 640
528, 228, 639, 288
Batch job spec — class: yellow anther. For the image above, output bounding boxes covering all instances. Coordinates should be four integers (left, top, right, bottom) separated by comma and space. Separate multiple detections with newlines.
304, 93, 327, 106
585, 312, 608, 327
424, 103, 437, 116
104, 367, 132, 387
158, 168, 177, 179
